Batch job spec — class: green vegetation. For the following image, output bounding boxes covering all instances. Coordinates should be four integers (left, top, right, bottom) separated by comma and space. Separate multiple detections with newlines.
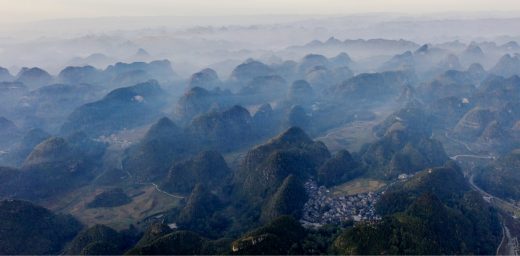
332, 164, 501, 255
64, 224, 138, 255
189, 105, 254, 151
231, 216, 307, 255
123, 117, 191, 182
232, 215, 344, 255
87, 188, 132, 208
224, 127, 329, 235
0, 200, 83, 255
475, 149, 520, 201
2, 31, 520, 256
331, 178, 386, 196
235, 127, 330, 200
176, 184, 228, 238
360, 127, 448, 179
317, 149, 360, 187
161, 151, 231, 194
133, 223, 172, 248
261, 174, 308, 222
360, 102, 448, 179
373, 101, 432, 138
60, 80, 167, 137
126, 230, 230, 255
0, 135, 105, 200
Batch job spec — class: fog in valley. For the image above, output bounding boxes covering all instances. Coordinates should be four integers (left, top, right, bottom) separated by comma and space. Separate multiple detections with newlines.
2, 2, 520, 255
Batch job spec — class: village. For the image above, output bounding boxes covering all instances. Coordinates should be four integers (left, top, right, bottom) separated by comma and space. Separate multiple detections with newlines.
300, 179, 382, 227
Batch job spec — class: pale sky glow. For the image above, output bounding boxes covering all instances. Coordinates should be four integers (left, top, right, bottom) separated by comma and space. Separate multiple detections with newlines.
1, 0, 520, 24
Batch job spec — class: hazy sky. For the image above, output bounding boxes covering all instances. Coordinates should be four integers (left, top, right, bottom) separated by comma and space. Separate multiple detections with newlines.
1, 0, 520, 24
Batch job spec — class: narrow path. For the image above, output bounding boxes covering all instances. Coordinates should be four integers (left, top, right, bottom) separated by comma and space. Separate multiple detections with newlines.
468, 174, 520, 212
444, 131, 474, 153
467, 175, 515, 256
497, 223, 518, 256
500, 224, 517, 255
451, 154, 518, 255
150, 182, 185, 199
450, 154, 496, 160
468, 174, 520, 256
122, 160, 185, 199
498, 222, 506, 255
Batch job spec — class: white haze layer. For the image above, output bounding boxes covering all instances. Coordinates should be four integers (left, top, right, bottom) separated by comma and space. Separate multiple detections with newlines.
1, 3, 520, 76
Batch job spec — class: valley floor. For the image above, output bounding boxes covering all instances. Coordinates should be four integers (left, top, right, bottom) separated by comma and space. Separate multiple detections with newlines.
451, 153, 520, 255
41, 183, 182, 231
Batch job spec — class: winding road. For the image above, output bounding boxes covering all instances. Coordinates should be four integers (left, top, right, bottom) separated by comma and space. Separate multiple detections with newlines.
453, 156, 519, 255
122, 161, 185, 199
445, 132, 518, 256
150, 182, 185, 199
450, 154, 496, 160
444, 131, 474, 153
468, 174, 520, 212
467, 173, 518, 255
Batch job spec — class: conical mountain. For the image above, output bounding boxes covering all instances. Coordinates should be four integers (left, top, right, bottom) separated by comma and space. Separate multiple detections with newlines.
237, 127, 330, 199
123, 117, 191, 182
133, 223, 172, 249
61, 80, 167, 137
0, 200, 83, 255
161, 150, 231, 194
261, 174, 307, 222
490, 54, 520, 77
64, 224, 130, 255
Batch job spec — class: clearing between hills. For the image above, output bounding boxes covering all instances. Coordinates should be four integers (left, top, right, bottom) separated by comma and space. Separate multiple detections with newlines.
331, 178, 387, 196
41, 184, 181, 231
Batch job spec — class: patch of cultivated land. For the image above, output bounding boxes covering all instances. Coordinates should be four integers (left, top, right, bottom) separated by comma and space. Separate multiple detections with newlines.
316, 105, 396, 153
331, 178, 387, 196
316, 120, 378, 153
224, 151, 247, 171
42, 184, 181, 231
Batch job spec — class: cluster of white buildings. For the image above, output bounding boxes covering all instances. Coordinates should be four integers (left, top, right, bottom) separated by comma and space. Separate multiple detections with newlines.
301, 179, 381, 226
